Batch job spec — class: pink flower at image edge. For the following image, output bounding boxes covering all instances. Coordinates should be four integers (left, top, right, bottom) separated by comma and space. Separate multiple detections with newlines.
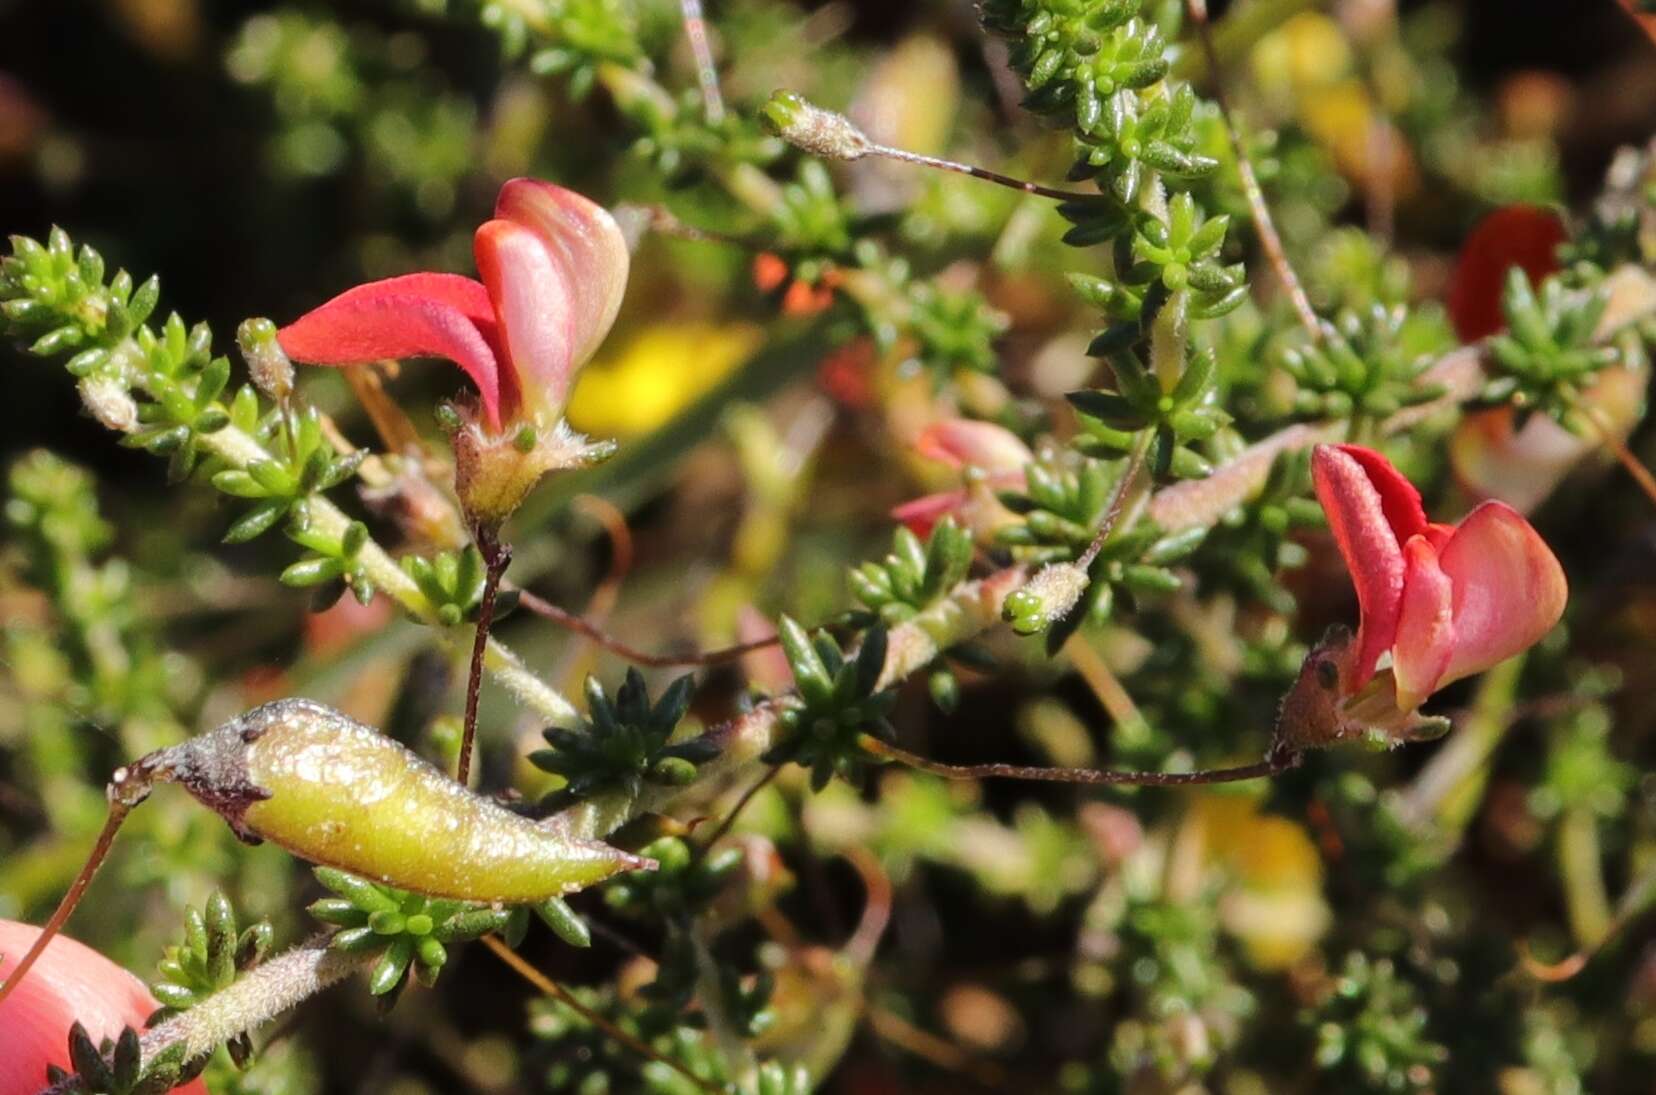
0, 919, 209, 1095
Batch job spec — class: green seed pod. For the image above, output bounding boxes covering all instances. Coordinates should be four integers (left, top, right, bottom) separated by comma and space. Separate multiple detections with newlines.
146, 699, 651, 903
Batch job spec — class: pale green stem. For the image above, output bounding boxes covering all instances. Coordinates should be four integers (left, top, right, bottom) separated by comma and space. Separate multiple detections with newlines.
113, 341, 578, 726
1559, 807, 1612, 949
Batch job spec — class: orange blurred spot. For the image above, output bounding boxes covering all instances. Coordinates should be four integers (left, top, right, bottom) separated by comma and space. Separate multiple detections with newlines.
752, 252, 789, 293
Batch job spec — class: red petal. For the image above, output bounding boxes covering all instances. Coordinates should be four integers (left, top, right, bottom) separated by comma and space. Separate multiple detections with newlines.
891, 490, 968, 538
494, 178, 630, 374
1446, 205, 1565, 343
475, 218, 575, 421
1392, 536, 1455, 711
0, 920, 208, 1095
915, 420, 1033, 473
1436, 501, 1568, 687
1312, 444, 1411, 688
1332, 444, 1429, 543
278, 272, 507, 430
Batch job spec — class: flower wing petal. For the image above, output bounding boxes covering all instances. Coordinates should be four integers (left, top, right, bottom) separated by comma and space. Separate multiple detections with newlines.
494, 178, 630, 373
1392, 537, 1456, 711
475, 217, 572, 421
915, 420, 1033, 472
1436, 500, 1568, 686
1312, 444, 1412, 688
891, 489, 969, 538
278, 273, 505, 430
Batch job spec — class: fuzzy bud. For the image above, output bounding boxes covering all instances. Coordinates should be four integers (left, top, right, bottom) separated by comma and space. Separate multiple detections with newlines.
237, 317, 294, 402
760, 90, 873, 161
1002, 562, 1090, 636
77, 374, 137, 432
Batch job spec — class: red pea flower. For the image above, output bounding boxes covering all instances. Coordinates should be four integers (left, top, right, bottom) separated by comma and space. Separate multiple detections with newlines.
891, 419, 1032, 539
278, 178, 629, 435
1279, 445, 1567, 750
0, 919, 208, 1095
1445, 204, 1564, 343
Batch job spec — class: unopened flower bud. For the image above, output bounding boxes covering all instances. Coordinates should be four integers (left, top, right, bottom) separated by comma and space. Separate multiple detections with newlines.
237, 317, 294, 402
1003, 562, 1090, 636
760, 90, 873, 161
77, 375, 137, 432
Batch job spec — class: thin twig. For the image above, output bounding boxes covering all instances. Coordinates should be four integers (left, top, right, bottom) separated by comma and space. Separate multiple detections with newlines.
679, 0, 724, 124
1077, 430, 1153, 570
865, 1006, 1010, 1090
1580, 401, 1656, 511
859, 734, 1296, 786
517, 588, 780, 667
457, 531, 512, 787
697, 763, 782, 850
867, 142, 1104, 203
0, 802, 133, 1007
480, 934, 722, 1094
1185, 0, 1321, 340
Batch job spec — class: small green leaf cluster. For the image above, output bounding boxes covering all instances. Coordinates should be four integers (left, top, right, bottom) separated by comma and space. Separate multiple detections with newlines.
623, 87, 785, 187
1482, 269, 1619, 427
525, 0, 649, 97
1529, 703, 1635, 822
905, 280, 1010, 376
768, 160, 857, 261
309, 867, 528, 999
401, 545, 488, 626
279, 504, 376, 605
849, 517, 973, 626
1306, 953, 1446, 1092
985, 0, 1213, 203
149, 892, 273, 1069
1069, 340, 1228, 479
213, 407, 364, 545
604, 836, 740, 923
767, 617, 894, 790
45, 1022, 207, 1095
1067, 194, 1244, 322
532, 670, 715, 810
1278, 305, 1447, 428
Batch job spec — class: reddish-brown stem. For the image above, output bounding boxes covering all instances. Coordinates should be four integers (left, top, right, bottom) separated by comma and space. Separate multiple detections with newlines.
480, 934, 721, 1095
0, 800, 135, 1008
1185, 0, 1322, 341
457, 530, 511, 787
696, 763, 783, 851
516, 588, 781, 668
1581, 402, 1656, 511
859, 734, 1297, 786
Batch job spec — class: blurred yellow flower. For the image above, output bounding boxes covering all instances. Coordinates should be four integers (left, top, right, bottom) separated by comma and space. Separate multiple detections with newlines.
566, 322, 761, 438
1195, 796, 1331, 969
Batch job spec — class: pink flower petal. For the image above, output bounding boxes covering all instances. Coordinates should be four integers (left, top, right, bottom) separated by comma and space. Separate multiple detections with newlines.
475, 217, 574, 421
1392, 536, 1456, 711
494, 177, 629, 376
891, 489, 968, 538
0, 919, 208, 1095
1331, 444, 1429, 543
915, 420, 1033, 473
278, 272, 507, 430
1312, 444, 1409, 688
1436, 501, 1568, 686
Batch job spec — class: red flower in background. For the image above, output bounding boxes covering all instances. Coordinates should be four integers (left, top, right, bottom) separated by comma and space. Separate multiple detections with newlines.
1445, 204, 1564, 343
891, 419, 1032, 538
0, 919, 208, 1095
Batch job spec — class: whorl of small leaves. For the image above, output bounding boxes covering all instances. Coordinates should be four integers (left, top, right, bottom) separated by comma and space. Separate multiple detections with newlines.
44, 1023, 208, 1095
849, 517, 974, 626
1482, 268, 1620, 428
1186, 447, 1324, 613
531, 669, 715, 810
1305, 953, 1447, 1092
148, 892, 274, 1069
1277, 304, 1448, 427
400, 545, 489, 626
767, 616, 895, 790
309, 866, 530, 1002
